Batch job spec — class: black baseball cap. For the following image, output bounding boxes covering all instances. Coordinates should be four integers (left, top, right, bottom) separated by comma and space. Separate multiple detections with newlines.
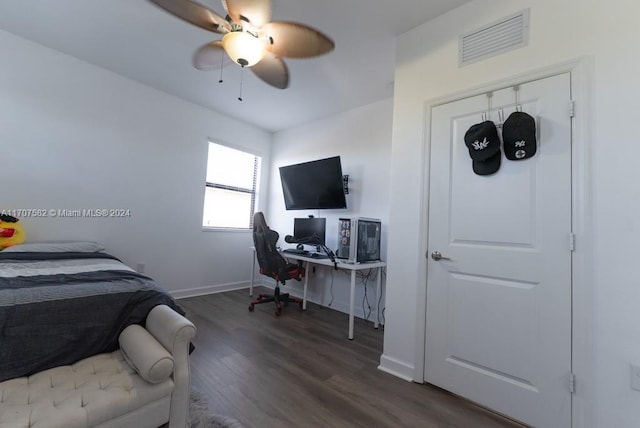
502, 111, 536, 160
464, 121, 501, 175
472, 150, 501, 176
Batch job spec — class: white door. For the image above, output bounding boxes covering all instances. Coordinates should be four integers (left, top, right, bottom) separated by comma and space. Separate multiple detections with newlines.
424, 73, 572, 427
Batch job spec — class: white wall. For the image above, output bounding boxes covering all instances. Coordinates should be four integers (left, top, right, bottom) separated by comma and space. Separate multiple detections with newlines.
267, 99, 392, 319
382, 0, 640, 426
0, 29, 272, 296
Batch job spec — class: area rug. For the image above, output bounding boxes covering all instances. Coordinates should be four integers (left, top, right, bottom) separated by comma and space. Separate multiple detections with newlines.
161, 389, 244, 428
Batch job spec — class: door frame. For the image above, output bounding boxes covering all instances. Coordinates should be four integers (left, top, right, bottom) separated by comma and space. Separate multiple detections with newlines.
414, 57, 595, 427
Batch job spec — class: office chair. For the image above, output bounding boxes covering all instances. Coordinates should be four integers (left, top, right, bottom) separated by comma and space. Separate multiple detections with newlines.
249, 212, 305, 316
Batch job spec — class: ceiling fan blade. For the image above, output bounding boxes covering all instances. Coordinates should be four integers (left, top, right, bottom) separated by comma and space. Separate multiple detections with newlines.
222, 0, 272, 28
261, 22, 335, 58
150, 0, 230, 34
193, 41, 224, 70
251, 53, 289, 89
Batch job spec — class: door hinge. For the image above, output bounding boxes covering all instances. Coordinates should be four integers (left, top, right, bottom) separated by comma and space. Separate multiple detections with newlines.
569, 100, 575, 118
569, 233, 576, 252
569, 372, 576, 393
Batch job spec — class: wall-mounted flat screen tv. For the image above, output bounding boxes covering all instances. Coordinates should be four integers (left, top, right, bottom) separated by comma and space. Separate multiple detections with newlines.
279, 156, 347, 210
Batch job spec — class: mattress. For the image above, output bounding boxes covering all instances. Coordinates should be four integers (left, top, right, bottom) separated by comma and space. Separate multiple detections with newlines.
0, 251, 182, 382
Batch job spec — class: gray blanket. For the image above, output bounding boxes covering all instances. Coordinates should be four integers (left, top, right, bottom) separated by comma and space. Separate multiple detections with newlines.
0, 251, 183, 382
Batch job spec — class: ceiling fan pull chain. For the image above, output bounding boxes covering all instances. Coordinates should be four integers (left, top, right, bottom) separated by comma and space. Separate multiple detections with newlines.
219, 51, 224, 83
238, 67, 245, 101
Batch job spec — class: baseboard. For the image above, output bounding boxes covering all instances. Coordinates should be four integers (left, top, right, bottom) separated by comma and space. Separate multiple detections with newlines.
170, 281, 251, 299
378, 354, 415, 382
320, 299, 383, 325
172, 281, 384, 326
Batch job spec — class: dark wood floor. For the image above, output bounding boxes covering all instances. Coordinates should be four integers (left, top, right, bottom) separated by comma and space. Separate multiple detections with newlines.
178, 287, 523, 428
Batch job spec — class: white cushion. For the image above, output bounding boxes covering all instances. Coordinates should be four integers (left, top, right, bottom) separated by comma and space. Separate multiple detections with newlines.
0, 351, 173, 428
119, 324, 174, 384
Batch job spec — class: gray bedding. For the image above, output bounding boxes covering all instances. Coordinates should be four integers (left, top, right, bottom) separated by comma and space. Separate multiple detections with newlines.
0, 251, 183, 382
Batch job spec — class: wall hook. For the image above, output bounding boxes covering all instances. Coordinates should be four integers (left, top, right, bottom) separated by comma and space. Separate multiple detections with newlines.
497, 108, 505, 128
513, 85, 522, 112
481, 92, 493, 122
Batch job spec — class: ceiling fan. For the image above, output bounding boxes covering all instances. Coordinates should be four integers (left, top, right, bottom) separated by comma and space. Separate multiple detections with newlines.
150, 0, 335, 90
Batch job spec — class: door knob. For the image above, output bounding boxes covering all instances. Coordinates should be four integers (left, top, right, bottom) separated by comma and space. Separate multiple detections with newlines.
431, 251, 451, 261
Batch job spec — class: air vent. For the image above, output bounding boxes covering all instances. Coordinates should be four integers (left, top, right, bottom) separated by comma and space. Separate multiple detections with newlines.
459, 9, 530, 66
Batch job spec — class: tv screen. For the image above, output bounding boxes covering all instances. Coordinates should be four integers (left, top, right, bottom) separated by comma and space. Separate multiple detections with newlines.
279, 156, 347, 210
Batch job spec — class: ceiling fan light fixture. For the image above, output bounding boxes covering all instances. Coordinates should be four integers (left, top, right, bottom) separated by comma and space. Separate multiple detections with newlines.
222, 31, 265, 67
153, 0, 334, 89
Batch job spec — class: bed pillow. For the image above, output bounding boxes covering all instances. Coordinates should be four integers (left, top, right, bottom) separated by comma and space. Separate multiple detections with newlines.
1, 240, 106, 253
119, 324, 175, 384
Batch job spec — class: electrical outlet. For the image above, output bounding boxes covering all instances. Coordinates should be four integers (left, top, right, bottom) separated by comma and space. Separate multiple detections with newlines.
136, 263, 145, 274
630, 364, 640, 391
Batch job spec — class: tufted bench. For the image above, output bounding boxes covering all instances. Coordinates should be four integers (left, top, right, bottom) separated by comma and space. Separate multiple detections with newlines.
0, 305, 196, 428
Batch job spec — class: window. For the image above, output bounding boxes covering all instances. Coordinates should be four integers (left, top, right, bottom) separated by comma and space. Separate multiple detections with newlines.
202, 142, 261, 229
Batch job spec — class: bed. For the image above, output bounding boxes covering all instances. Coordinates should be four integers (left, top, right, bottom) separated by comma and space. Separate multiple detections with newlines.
0, 241, 195, 427
0, 241, 185, 382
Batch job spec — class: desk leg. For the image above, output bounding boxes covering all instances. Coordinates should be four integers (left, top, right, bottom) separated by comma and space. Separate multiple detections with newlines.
302, 261, 309, 310
349, 270, 356, 340
250, 256, 256, 297
374, 267, 381, 329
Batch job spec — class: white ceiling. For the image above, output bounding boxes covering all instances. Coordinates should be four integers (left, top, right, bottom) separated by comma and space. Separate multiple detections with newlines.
0, 0, 469, 132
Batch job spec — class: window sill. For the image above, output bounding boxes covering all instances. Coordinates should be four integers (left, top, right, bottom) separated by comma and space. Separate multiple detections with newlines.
201, 226, 252, 233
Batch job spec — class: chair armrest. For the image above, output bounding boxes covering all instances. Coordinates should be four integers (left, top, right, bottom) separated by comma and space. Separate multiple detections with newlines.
145, 305, 196, 428
146, 305, 196, 354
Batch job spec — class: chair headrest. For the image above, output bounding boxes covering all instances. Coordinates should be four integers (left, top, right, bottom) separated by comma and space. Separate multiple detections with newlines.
254, 212, 267, 231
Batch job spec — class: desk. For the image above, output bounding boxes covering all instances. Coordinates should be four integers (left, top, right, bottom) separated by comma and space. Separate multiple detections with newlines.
250, 249, 385, 340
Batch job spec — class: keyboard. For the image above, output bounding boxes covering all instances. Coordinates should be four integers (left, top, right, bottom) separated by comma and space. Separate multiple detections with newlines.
308, 253, 329, 259
282, 248, 308, 255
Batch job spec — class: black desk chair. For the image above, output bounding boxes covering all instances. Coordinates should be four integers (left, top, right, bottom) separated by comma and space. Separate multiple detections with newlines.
249, 212, 305, 316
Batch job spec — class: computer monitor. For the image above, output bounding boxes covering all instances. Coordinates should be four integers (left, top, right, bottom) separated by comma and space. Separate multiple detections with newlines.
293, 217, 326, 245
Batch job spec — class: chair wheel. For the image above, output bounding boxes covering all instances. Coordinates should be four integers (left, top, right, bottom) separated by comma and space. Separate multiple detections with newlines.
248, 303, 255, 312
275, 306, 282, 316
